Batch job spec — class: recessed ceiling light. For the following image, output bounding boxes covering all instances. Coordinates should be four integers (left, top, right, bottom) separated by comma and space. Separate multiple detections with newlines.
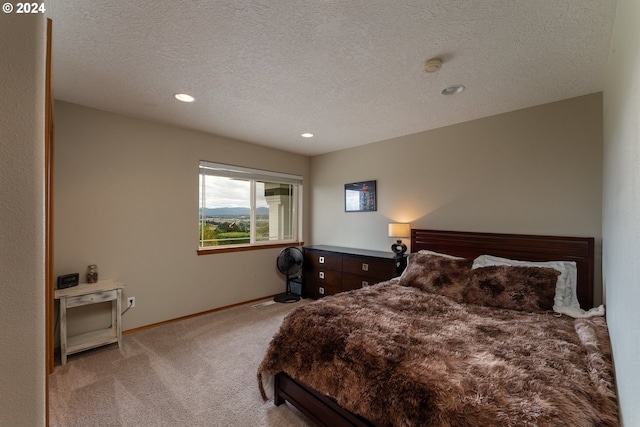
301, 133, 314, 138
174, 93, 195, 103
441, 85, 465, 95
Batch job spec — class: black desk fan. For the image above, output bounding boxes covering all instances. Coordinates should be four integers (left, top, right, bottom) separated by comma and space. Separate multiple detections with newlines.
274, 246, 303, 303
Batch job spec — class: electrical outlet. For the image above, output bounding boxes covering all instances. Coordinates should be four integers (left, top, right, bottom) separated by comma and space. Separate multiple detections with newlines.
127, 297, 135, 308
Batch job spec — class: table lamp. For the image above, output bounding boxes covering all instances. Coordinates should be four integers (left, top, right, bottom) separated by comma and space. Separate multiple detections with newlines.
388, 223, 410, 256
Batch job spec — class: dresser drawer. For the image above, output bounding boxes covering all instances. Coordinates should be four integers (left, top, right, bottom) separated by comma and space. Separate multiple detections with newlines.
304, 250, 342, 271
342, 255, 395, 279
303, 265, 342, 287
305, 280, 341, 299
65, 289, 118, 308
342, 273, 376, 290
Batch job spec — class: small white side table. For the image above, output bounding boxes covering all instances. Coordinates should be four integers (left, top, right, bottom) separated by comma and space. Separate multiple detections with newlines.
55, 279, 125, 365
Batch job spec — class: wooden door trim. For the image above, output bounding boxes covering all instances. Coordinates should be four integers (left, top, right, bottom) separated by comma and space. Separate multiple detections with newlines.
45, 16, 54, 427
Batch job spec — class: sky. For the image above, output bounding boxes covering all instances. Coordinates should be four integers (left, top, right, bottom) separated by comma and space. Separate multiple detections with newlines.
199, 176, 268, 208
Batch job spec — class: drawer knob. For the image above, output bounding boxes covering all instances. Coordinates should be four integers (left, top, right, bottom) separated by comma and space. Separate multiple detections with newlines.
319, 287, 325, 295
362, 281, 369, 287
319, 256, 325, 264
361, 263, 369, 271
319, 271, 325, 279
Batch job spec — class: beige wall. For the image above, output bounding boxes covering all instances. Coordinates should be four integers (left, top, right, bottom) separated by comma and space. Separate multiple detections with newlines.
311, 94, 603, 304
0, 13, 47, 427
603, 0, 640, 424
54, 101, 311, 333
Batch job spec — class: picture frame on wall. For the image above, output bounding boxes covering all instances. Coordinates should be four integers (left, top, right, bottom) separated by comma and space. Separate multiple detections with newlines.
345, 180, 377, 212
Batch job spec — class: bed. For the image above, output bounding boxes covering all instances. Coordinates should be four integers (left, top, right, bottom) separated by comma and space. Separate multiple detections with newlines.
258, 229, 618, 426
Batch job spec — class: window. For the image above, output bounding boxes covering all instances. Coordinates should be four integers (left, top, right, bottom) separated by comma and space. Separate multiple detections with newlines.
198, 161, 302, 252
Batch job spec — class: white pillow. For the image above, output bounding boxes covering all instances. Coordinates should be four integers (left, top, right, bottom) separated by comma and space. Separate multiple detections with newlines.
472, 254, 579, 313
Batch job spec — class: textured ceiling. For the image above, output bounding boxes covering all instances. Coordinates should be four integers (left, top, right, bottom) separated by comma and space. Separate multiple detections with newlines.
50, 1, 617, 156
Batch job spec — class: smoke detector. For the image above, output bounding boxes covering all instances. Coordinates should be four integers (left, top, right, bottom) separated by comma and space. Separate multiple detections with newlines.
422, 58, 443, 73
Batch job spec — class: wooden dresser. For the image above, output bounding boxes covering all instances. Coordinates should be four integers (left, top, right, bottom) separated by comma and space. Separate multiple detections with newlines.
303, 245, 404, 299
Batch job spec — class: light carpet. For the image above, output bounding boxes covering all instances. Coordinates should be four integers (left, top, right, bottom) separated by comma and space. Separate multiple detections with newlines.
49, 299, 314, 427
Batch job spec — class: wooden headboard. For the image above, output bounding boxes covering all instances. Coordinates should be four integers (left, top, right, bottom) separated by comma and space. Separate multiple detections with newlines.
411, 229, 595, 309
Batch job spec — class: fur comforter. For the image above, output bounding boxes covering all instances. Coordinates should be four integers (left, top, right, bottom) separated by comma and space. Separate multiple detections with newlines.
258, 280, 618, 427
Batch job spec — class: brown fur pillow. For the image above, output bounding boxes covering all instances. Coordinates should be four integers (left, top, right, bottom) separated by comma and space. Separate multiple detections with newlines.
465, 265, 560, 312
399, 253, 473, 302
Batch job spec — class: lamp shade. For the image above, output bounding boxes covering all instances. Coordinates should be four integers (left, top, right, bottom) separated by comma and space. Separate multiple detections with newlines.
388, 223, 411, 238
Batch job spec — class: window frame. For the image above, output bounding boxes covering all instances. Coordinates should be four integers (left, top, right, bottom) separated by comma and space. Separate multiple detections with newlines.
197, 161, 303, 255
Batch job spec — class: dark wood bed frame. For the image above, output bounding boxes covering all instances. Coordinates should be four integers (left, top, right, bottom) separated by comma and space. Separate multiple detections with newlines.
273, 229, 596, 427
